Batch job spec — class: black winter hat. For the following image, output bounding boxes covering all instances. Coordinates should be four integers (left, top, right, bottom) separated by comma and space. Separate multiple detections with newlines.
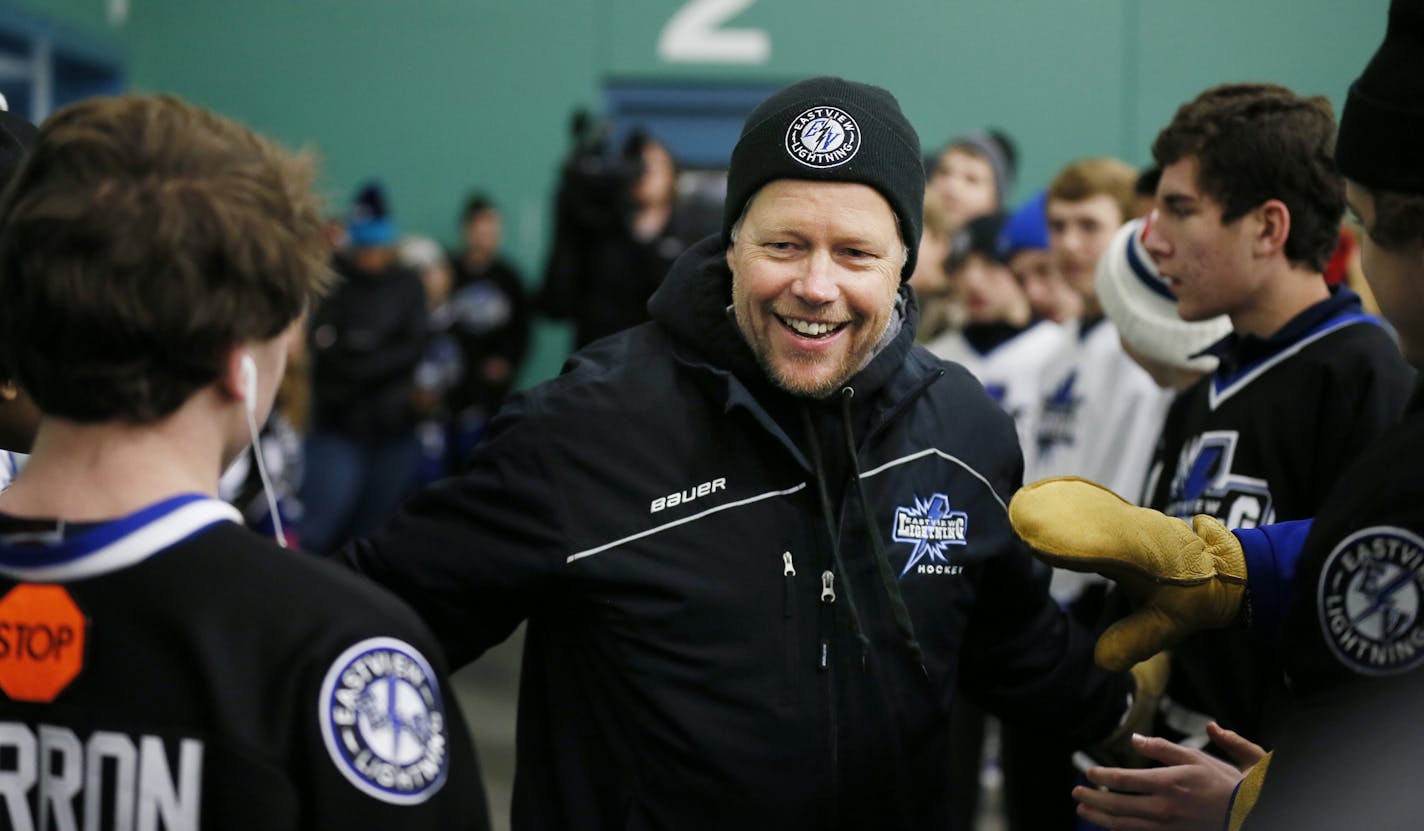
1337, 0, 1424, 195
722, 76, 924, 280
946, 212, 1007, 272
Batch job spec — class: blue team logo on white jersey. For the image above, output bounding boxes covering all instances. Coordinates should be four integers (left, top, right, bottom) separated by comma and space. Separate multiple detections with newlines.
893, 494, 968, 577
320, 637, 450, 804
1167, 430, 1274, 528
1035, 371, 1080, 459
1319, 526, 1424, 676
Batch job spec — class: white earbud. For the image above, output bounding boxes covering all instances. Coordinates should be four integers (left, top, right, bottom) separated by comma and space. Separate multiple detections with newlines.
237, 351, 286, 548
239, 354, 258, 413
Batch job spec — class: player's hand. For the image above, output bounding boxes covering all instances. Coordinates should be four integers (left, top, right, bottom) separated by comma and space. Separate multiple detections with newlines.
1009, 476, 1246, 672
1085, 652, 1170, 769
1075, 722, 1267, 831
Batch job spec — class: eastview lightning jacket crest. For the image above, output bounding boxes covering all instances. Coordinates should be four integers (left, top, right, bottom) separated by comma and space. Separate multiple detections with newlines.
339, 235, 1131, 830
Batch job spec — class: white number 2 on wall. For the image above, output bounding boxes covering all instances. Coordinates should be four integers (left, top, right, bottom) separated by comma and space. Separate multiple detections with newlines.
658, 0, 770, 64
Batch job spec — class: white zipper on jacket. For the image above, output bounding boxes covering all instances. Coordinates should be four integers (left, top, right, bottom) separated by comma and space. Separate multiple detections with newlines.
782, 552, 797, 621
819, 570, 836, 672
782, 551, 799, 705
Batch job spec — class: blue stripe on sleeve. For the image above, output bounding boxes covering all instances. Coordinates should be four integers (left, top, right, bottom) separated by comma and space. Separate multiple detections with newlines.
1234, 519, 1313, 642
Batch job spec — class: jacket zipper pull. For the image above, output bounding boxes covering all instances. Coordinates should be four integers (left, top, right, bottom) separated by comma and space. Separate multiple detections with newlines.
820, 571, 835, 671
783, 552, 796, 620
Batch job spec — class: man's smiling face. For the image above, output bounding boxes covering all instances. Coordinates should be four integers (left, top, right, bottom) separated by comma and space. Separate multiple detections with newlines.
727, 179, 904, 398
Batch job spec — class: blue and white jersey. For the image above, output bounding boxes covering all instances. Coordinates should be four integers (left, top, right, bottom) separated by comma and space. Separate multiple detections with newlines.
0, 450, 25, 491
1147, 292, 1412, 528
927, 320, 1064, 454
1028, 316, 1173, 504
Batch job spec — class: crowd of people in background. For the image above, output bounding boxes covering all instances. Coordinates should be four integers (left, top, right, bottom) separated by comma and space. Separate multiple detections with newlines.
3, 3, 1421, 826
278, 128, 715, 554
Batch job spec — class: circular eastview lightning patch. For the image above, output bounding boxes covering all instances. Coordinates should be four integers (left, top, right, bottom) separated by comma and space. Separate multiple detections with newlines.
784, 105, 860, 169
319, 636, 450, 804
1318, 526, 1424, 676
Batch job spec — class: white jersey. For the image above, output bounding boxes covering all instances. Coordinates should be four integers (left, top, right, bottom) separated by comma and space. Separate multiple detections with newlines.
1028, 316, 1172, 501
0, 450, 25, 490
1027, 317, 1172, 603
926, 321, 1063, 454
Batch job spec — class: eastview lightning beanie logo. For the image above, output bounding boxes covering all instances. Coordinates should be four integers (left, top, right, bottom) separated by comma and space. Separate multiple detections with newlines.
722, 76, 925, 281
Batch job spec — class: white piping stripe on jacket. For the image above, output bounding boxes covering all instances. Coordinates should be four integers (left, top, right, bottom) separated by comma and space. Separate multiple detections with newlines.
565, 447, 1008, 564
858, 448, 1010, 512
566, 483, 808, 564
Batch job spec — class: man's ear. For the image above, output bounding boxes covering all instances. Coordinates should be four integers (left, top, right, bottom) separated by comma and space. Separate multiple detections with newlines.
1253, 199, 1291, 257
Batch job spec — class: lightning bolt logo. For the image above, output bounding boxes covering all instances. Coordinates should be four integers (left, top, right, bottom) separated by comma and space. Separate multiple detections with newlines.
893, 494, 968, 578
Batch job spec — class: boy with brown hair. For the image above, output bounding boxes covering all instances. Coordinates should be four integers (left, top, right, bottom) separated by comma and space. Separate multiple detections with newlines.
1029, 157, 1171, 506
0, 94, 488, 829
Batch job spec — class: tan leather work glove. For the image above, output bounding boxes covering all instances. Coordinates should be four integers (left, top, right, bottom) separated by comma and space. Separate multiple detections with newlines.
1083, 652, 1171, 769
1227, 751, 1273, 831
1009, 476, 1247, 672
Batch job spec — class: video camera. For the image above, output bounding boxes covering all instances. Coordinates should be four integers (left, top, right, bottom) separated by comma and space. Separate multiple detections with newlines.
555, 109, 648, 234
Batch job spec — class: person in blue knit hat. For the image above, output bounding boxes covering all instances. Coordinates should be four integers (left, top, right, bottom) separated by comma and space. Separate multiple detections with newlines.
1002, 190, 1082, 324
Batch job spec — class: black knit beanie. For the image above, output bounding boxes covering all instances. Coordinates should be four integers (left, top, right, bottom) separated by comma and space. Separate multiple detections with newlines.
1337, 0, 1424, 195
722, 76, 924, 280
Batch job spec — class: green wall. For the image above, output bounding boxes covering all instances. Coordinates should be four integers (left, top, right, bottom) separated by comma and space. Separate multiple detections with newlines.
9, 0, 1391, 383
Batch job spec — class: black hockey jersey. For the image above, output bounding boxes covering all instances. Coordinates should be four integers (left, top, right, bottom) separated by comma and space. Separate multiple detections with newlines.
1232, 384, 1424, 829
1147, 298, 1411, 528
1143, 291, 1414, 741
0, 493, 489, 830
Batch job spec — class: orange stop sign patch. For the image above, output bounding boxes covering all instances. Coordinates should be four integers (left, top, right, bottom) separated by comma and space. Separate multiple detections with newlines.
0, 584, 86, 702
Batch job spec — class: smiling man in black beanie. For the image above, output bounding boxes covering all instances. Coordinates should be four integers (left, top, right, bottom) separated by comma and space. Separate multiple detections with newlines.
336, 75, 1162, 831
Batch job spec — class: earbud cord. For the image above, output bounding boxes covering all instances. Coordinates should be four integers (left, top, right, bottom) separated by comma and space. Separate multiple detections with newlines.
244, 403, 287, 548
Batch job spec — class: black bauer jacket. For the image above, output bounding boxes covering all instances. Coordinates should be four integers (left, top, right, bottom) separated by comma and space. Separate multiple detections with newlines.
338, 235, 1131, 830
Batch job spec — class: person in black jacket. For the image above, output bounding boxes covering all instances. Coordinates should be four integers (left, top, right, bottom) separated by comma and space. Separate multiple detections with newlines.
0, 93, 488, 830
337, 77, 1163, 831
446, 194, 531, 463
301, 182, 429, 553
538, 131, 697, 350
